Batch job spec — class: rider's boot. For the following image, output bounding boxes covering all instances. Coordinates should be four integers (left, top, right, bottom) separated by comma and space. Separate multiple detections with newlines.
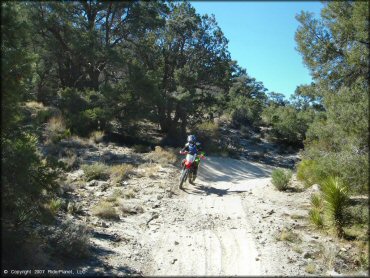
193, 166, 198, 181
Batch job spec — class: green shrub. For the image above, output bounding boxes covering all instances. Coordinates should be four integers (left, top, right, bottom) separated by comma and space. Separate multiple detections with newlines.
271, 168, 292, 191
296, 159, 325, 187
322, 176, 349, 237
192, 121, 220, 153
2, 133, 59, 226
82, 162, 110, 181
46, 220, 90, 259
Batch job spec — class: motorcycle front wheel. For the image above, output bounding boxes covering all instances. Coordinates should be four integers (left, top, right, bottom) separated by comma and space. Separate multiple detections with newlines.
179, 168, 188, 189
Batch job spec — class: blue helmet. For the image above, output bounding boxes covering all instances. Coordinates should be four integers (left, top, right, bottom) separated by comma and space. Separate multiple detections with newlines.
187, 134, 196, 144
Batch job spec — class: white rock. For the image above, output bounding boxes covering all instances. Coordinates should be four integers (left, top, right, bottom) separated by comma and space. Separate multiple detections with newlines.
87, 180, 99, 187
312, 184, 321, 191
326, 270, 342, 276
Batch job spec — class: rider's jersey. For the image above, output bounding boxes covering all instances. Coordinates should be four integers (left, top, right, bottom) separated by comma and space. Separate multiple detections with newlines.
181, 142, 202, 155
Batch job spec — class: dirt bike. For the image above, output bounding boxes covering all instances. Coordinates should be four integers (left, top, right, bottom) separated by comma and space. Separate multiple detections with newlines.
179, 151, 205, 189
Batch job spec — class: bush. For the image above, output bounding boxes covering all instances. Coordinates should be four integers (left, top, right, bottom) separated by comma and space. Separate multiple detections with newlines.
82, 162, 110, 181
192, 121, 220, 153
2, 133, 59, 226
92, 201, 119, 220
44, 116, 71, 144
322, 176, 349, 237
110, 164, 134, 185
296, 159, 325, 187
271, 168, 292, 191
147, 146, 177, 165
46, 220, 90, 259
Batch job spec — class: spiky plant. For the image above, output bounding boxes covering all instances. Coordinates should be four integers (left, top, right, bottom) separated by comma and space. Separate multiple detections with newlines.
322, 176, 349, 237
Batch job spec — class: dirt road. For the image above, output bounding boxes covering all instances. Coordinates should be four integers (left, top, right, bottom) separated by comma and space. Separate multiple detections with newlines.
142, 156, 275, 276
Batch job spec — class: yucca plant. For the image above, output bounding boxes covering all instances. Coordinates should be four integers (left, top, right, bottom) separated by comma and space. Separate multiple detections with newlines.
322, 176, 349, 237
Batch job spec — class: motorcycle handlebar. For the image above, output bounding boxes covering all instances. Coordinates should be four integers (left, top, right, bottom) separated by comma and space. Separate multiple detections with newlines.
179, 151, 206, 159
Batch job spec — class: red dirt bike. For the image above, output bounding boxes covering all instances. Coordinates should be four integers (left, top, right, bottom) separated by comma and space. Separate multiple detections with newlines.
179, 151, 205, 189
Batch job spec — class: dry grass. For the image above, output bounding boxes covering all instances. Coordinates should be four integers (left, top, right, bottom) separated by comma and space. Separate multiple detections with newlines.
60, 148, 79, 170
292, 245, 303, 254
105, 189, 123, 205
276, 227, 302, 243
110, 164, 134, 185
147, 146, 177, 165
46, 198, 63, 216
290, 214, 306, 220
67, 202, 83, 215
44, 116, 71, 144
92, 201, 119, 220
89, 131, 104, 144
82, 162, 110, 181
119, 203, 144, 216
122, 188, 136, 199
305, 263, 316, 274
25, 101, 45, 110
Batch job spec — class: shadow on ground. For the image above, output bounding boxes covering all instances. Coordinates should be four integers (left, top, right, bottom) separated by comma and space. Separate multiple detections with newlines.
183, 184, 246, 196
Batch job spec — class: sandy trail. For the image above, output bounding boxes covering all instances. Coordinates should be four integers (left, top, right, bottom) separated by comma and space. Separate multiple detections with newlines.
143, 156, 275, 276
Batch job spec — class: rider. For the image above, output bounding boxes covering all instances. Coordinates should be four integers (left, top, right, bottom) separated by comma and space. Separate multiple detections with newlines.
180, 134, 203, 181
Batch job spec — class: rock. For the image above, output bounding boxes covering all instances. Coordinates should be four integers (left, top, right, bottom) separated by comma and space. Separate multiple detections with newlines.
326, 270, 342, 276
303, 252, 312, 259
100, 221, 109, 228
171, 259, 177, 264
227, 216, 231, 220
157, 195, 163, 200
312, 184, 321, 191
87, 180, 99, 187
174, 241, 179, 245
255, 257, 259, 261
340, 248, 346, 252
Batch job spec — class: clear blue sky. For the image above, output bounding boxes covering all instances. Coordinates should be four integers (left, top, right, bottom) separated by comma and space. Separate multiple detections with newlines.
191, 1, 324, 98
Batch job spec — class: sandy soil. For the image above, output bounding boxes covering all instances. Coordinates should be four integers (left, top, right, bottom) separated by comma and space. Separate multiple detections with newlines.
65, 143, 366, 277
141, 156, 274, 276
